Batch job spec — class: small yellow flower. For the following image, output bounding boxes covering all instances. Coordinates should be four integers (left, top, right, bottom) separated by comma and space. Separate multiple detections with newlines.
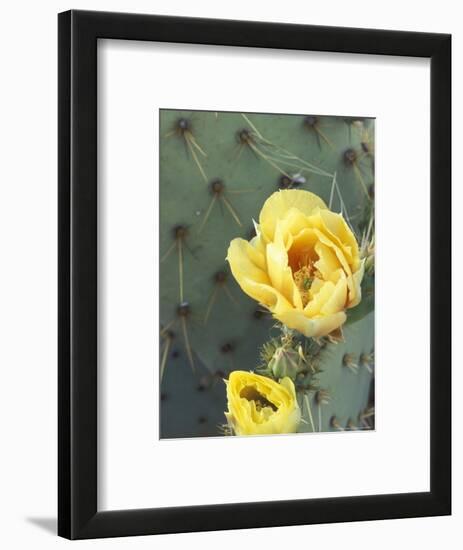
225, 371, 300, 435
227, 190, 364, 338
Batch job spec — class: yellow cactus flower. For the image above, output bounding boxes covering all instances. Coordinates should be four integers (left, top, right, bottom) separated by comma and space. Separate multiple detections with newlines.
225, 371, 300, 435
227, 190, 364, 338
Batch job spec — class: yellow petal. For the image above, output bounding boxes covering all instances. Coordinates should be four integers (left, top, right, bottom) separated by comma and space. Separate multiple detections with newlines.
309, 277, 325, 295
314, 241, 341, 280
227, 237, 267, 274
287, 228, 319, 272
266, 223, 302, 308
312, 228, 358, 303
320, 273, 348, 315
233, 275, 294, 314
305, 280, 336, 317
228, 238, 290, 309
276, 308, 347, 338
312, 209, 360, 266
279, 376, 297, 400
249, 234, 267, 262
313, 229, 351, 276
279, 208, 312, 245
259, 190, 327, 243
348, 259, 365, 308
227, 237, 268, 284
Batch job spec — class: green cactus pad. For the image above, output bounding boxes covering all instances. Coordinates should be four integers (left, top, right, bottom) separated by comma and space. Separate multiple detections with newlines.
159, 109, 374, 438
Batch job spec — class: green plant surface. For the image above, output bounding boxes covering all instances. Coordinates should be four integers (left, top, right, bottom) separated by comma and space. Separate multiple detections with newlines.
297, 312, 375, 433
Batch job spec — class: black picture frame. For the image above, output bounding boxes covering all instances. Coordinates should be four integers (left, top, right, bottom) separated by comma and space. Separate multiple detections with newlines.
58, 9, 451, 540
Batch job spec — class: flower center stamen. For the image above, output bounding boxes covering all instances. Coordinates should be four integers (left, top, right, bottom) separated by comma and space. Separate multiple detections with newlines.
240, 385, 278, 412
294, 264, 315, 307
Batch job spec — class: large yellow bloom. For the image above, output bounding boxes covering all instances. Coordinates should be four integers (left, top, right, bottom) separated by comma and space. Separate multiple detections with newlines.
225, 371, 300, 435
227, 190, 364, 338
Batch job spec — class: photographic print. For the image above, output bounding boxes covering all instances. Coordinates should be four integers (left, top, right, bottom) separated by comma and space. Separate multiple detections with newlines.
159, 109, 375, 439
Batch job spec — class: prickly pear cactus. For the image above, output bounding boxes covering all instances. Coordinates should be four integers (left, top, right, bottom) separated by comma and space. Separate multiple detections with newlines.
159, 109, 375, 438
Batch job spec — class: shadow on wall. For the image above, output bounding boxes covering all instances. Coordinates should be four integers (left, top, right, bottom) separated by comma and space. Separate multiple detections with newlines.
26, 517, 56, 535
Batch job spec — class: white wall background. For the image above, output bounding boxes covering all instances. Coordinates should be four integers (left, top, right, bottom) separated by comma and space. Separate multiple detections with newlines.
0, 1, 458, 548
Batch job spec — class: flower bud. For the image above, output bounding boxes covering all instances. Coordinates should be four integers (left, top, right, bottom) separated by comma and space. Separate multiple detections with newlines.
268, 347, 303, 380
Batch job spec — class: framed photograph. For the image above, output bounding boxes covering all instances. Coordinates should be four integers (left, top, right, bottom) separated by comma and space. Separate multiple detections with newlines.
58, 10, 451, 539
